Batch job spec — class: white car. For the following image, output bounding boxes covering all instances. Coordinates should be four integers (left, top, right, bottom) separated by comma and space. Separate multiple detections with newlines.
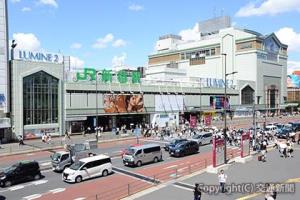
62, 154, 112, 183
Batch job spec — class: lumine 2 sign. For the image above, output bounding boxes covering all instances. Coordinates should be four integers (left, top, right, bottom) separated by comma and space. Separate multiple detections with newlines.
14, 50, 63, 63
74, 68, 141, 84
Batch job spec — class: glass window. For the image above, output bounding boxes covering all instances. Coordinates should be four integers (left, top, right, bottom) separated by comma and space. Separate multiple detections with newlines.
23, 71, 59, 125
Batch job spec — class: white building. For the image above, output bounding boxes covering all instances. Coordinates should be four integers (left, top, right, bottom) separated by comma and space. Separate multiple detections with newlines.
146, 16, 288, 110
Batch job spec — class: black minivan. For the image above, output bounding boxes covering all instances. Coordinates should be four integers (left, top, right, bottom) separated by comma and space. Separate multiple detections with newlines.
169, 141, 199, 157
0, 161, 42, 187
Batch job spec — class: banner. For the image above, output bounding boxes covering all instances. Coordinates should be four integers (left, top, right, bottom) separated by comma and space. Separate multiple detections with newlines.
155, 95, 183, 112
241, 132, 250, 158
213, 138, 225, 167
204, 113, 212, 126
189, 115, 197, 128
287, 74, 300, 88
210, 96, 230, 109
103, 94, 144, 113
24, 128, 59, 139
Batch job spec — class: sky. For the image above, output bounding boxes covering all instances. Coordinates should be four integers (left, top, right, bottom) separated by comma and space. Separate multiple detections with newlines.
7, 0, 300, 74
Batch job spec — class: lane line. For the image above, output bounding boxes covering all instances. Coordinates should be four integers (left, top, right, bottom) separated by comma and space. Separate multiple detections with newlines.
32, 180, 48, 185
23, 194, 42, 200
173, 184, 193, 191
40, 162, 51, 166
49, 188, 66, 194
164, 165, 178, 169
9, 185, 24, 191
74, 198, 86, 200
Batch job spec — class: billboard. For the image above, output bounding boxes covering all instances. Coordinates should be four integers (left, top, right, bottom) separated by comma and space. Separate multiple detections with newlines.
24, 128, 59, 139
155, 95, 184, 112
213, 138, 225, 167
287, 74, 300, 88
210, 96, 230, 109
103, 94, 144, 113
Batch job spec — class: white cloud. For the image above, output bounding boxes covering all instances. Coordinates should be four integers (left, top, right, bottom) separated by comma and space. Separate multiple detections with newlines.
129, 4, 144, 11
236, 0, 300, 17
92, 33, 114, 49
275, 27, 300, 52
38, 0, 58, 8
70, 56, 85, 70
112, 39, 127, 48
22, 7, 32, 12
112, 53, 127, 67
11, 0, 21, 3
70, 43, 82, 49
288, 61, 300, 74
178, 23, 200, 41
12, 33, 41, 51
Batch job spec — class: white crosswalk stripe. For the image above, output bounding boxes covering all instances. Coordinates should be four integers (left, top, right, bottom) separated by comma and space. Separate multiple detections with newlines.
23, 194, 42, 200
32, 180, 48, 185
50, 188, 66, 194
9, 185, 24, 191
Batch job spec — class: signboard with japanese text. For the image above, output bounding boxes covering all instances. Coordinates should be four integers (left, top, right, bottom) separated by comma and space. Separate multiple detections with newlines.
103, 94, 144, 113
204, 113, 212, 126
241, 132, 250, 158
189, 115, 197, 128
71, 68, 141, 84
213, 138, 225, 167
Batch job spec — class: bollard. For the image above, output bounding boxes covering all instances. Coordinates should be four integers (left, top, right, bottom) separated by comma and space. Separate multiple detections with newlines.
95, 194, 99, 200
9, 145, 12, 153
128, 184, 130, 196
175, 168, 178, 179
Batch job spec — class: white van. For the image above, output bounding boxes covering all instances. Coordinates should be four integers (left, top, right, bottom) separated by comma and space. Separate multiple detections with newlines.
62, 154, 112, 183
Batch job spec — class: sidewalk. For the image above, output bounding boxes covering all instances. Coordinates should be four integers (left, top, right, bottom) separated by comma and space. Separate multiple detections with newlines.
0, 132, 135, 157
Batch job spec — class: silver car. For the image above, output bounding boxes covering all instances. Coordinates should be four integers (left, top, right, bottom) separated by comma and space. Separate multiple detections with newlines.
190, 132, 213, 146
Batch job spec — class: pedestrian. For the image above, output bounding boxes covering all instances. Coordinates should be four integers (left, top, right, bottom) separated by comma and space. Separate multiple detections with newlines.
18, 135, 24, 146
264, 183, 276, 200
193, 183, 202, 200
287, 140, 294, 158
65, 129, 70, 139
260, 139, 267, 162
218, 170, 227, 193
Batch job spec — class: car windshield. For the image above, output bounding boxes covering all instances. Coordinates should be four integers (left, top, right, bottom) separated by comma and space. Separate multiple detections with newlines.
125, 148, 135, 155
3, 164, 17, 174
52, 153, 61, 161
192, 135, 201, 139
69, 161, 84, 170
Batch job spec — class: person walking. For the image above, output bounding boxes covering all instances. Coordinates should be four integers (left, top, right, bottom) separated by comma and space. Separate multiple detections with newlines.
218, 170, 227, 193
261, 139, 267, 162
18, 135, 24, 146
65, 129, 70, 139
193, 183, 202, 200
287, 140, 294, 158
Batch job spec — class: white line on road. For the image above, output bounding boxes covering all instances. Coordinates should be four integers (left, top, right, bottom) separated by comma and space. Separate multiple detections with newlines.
74, 198, 86, 200
43, 169, 53, 173
113, 151, 122, 153
26, 153, 34, 156
178, 167, 188, 172
23, 194, 42, 200
111, 156, 121, 160
50, 188, 66, 194
40, 162, 51, 166
32, 180, 48, 185
164, 165, 178, 169
9, 185, 25, 191
173, 184, 193, 191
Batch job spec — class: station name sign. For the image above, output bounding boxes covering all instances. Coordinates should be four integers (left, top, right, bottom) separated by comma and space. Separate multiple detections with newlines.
13, 50, 63, 64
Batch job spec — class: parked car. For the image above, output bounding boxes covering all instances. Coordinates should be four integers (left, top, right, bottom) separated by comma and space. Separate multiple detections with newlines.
164, 139, 188, 151
123, 144, 162, 167
169, 141, 199, 157
189, 132, 213, 145
62, 154, 112, 183
0, 161, 41, 187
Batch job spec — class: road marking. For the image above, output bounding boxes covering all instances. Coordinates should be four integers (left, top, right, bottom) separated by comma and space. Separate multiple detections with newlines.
164, 165, 178, 169
173, 184, 193, 191
178, 167, 188, 172
113, 151, 122, 153
236, 193, 260, 200
40, 162, 51, 166
286, 177, 300, 183
26, 153, 34, 156
9, 185, 24, 191
32, 180, 48, 185
111, 156, 121, 160
23, 194, 42, 200
74, 198, 86, 200
43, 169, 53, 173
50, 188, 66, 194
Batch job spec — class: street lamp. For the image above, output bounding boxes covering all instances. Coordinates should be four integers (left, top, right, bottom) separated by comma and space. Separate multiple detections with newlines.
222, 53, 237, 164
95, 71, 99, 142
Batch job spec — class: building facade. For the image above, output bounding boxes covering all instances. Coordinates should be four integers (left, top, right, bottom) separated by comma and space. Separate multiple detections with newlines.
146, 16, 288, 111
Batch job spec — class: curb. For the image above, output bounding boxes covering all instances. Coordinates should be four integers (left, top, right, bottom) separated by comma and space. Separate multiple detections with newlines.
0, 136, 136, 158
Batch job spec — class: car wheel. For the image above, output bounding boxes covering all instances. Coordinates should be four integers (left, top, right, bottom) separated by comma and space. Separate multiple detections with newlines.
4, 181, 12, 187
102, 169, 108, 177
34, 174, 41, 180
136, 161, 142, 167
75, 176, 82, 183
153, 157, 158, 163
199, 142, 202, 146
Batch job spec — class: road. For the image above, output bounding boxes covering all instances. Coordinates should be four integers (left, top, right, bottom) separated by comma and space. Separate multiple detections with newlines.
0, 115, 298, 200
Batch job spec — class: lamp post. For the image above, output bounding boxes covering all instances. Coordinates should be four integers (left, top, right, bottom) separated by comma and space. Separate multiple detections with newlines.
221, 53, 237, 164
96, 72, 99, 142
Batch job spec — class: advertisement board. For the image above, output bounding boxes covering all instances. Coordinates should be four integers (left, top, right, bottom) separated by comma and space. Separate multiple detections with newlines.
213, 138, 225, 167
287, 74, 300, 88
241, 133, 250, 158
24, 128, 60, 139
155, 95, 183, 112
210, 96, 230, 109
103, 94, 144, 113
204, 113, 212, 126
189, 115, 197, 128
